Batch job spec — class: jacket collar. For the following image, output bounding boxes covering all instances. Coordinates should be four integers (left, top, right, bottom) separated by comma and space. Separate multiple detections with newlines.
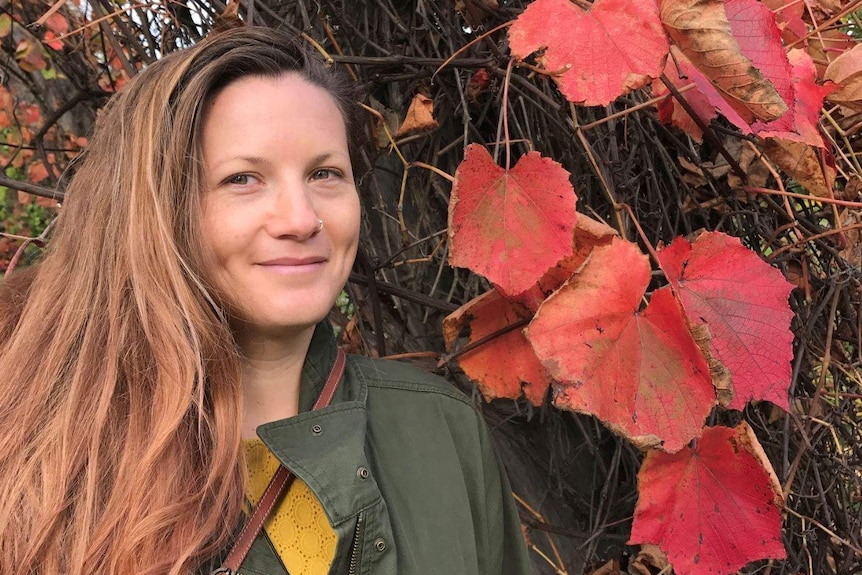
255, 320, 375, 526
297, 319, 340, 412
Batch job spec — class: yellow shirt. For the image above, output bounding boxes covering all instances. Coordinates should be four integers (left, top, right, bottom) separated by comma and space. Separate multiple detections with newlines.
244, 439, 337, 575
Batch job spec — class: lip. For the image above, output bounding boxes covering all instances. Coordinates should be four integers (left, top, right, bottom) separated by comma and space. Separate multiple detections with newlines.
257, 256, 328, 266
256, 256, 328, 275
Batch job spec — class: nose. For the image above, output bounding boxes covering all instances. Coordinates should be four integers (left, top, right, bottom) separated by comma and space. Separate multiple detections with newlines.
264, 180, 321, 240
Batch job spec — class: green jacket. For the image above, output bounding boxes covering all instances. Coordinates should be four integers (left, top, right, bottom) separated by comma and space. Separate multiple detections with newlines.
220, 322, 532, 575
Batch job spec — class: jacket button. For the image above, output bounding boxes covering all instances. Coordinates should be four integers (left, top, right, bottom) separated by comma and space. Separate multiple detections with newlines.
373, 538, 386, 552
310, 424, 322, 435
357, 467, 369, 480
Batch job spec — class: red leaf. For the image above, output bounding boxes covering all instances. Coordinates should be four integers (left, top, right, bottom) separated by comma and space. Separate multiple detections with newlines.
754, 50, 837, 147
448, 144, 578, 297
45, 12, 69, 35
509, 0, 668, 106
630, 422, 786, 575
660, 0, 787, 123
44, 31, 63, 51
444, 289, 551, 406
527, 238, 715, 453
724, 0, 835, 147
514, 212, 617, 312
657, 232, 794, 411
654, 47, 753, 140
27, 161, 49, 184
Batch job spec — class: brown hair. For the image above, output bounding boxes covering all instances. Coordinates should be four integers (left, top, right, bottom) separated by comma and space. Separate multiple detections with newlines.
0, 27, 360, 574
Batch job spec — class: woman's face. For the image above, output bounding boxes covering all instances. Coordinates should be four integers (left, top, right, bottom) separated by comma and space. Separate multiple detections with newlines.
200, 73, 360, 336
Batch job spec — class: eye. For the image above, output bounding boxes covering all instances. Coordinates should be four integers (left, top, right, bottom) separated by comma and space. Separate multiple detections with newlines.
310, 168, 343, 181
223, 173, 259, 186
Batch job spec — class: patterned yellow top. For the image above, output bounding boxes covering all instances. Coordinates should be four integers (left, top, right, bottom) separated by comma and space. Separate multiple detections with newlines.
244, 439, 337, 575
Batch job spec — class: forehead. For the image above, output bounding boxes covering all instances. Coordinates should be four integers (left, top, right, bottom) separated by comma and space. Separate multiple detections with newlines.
201, 73, 348, 160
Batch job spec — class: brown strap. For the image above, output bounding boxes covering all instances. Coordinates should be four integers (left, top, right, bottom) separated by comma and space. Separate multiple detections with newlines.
215, 348, 347, 575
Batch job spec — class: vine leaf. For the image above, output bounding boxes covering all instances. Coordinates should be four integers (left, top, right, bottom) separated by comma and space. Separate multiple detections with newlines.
514, 213, 617, 312
654, 46, 753, 141
509, 0, 668, 106
657, 232, 795, 411
443, 289, 550, 406
747, 45, 837, 147
395, 93, 438, 137
630, 422, 786, 575
825, 43, 862, 112
660, 0, 787, 123
448, 144, 578, 297
527, 238, 715, 453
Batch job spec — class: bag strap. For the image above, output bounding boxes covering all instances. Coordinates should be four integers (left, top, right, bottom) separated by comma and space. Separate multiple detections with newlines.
212, 348, 347, 575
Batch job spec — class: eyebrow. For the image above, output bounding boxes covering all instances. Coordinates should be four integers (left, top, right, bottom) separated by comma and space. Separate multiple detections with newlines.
209, 155, 269, 171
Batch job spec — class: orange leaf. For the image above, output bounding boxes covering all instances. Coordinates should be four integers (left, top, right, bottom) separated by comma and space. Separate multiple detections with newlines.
660, 0, 788, 123
630, 422, 786, 575
763, 137, 836, 198
395, 94, 438, 138
444, 289, 550, 406
448, 144, 578, 297
825, 43, 862, 112
509, 0, 669, 106
27, 161, 49, 184
527, 238, 715, 453
514, 212, 617, 312
657, 232, 795, 411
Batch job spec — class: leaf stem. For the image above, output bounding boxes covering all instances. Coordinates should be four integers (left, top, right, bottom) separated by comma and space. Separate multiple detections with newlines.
502, 57, 514, 171
580, 83, 696, 131
620, 203, 661, 268
743, 186, 862, 209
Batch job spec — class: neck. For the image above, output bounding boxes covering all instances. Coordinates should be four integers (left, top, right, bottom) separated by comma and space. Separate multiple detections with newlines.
237, 325, 316, 439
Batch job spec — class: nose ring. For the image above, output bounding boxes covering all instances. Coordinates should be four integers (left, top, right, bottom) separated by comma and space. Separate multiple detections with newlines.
316, 219, 324, 234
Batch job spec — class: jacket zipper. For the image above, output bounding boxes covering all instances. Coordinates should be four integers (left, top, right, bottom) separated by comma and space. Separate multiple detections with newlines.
347, 511, 364, 575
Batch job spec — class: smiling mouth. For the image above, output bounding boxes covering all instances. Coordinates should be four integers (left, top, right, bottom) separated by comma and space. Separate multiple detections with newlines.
256, 256, 327, 274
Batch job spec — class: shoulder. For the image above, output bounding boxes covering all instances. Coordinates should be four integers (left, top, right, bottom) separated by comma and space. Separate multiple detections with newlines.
348, 354, 476, 411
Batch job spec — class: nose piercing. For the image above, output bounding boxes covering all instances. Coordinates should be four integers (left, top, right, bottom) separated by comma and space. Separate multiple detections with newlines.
316, 219, 324, 233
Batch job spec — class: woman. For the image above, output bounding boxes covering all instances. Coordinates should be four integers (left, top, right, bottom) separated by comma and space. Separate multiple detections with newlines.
0, 27, 531, 575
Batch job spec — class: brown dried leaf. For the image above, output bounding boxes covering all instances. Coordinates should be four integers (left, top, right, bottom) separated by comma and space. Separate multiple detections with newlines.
628, 544, 670, 575
588, 559, 621, 575
454, 0, 499, 27
763, 138, 836, 197
728, 143, 771, 189
825, 44, 862, 112
689, 322, 734, 407
661, 0, 788, 123
838, 209, 862, 269
395, 94, 439, 138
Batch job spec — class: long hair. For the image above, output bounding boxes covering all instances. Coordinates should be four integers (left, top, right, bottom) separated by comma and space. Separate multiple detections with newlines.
0, 27, 361, 575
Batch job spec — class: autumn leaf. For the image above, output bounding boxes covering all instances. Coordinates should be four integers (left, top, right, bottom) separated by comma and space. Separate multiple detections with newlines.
527, 238, 715, 453
509, 0, 668, 106
395, 94, 438, 138
763, 137, 836, 198
630, 422, 786, 575
808, 29, 855, 79
657, 232, 795, 411
0, 14, 11, 38
762, 0, 807, 46
27, 161, 49, 184
448, 144, 578, 297
751, 48, 837, 147
660, 0, 787, 123
654, 46, 753, 141
825, 43, 862, 112
514, 212, 617, 312
455, 0, 498, 27
444, 289, 550, 406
